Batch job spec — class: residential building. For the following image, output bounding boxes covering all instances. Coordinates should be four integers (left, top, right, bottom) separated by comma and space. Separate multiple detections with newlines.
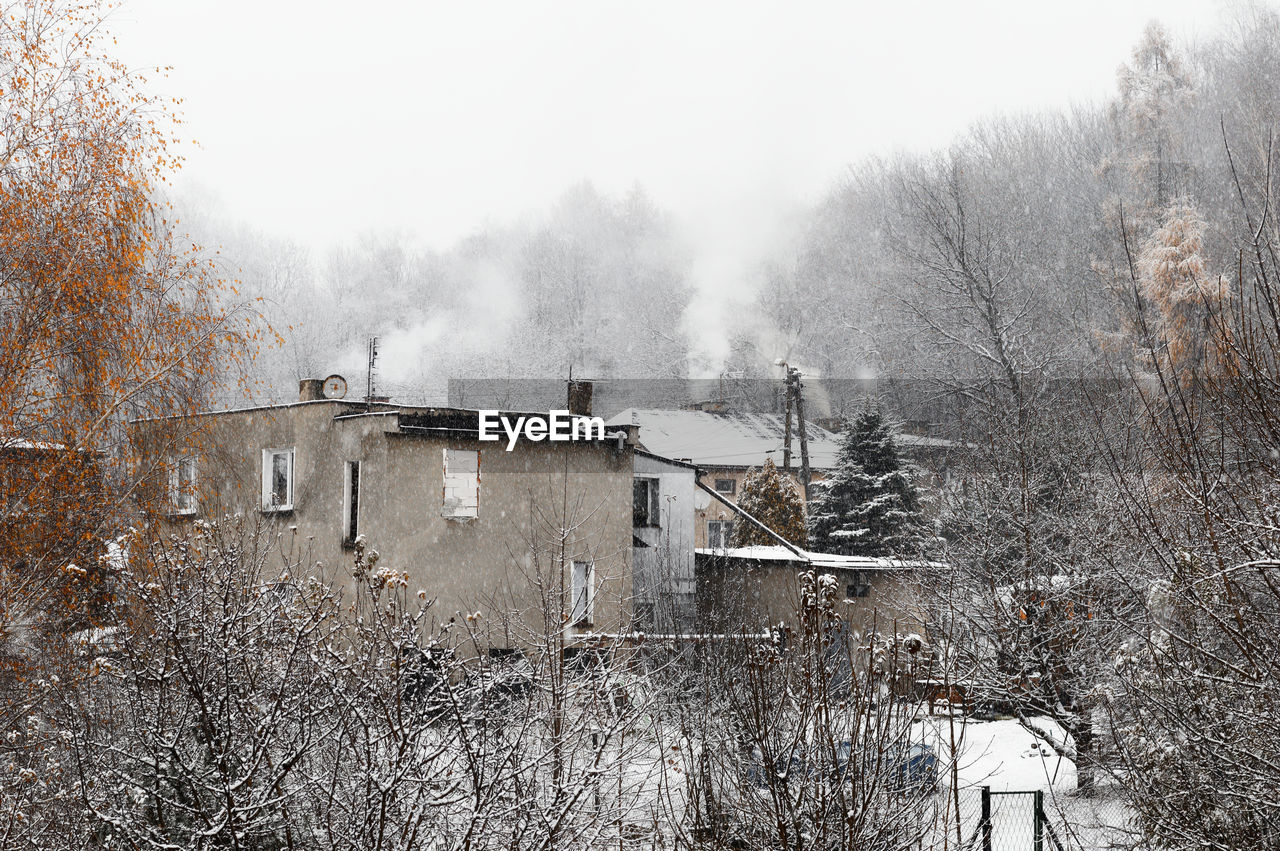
129, 382, 699, 648
694, 545, 930, 640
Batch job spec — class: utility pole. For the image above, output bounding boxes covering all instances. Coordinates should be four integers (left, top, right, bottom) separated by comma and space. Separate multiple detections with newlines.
792, 368, 811, 499
365, 336, 379, 403
782, 371, 794, 472
776, 361, 810, 496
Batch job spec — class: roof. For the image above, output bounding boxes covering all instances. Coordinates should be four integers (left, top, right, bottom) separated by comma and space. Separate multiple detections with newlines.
134, 401, 634, 439
695, 545, 936, 571
607, 408, 954, 470
129, 398, 362, 423
634, 447, 700, 471
0, 439, 101, 454
0, 439, 70, 451
607, 408, 842, 469
131, 399, 562, 426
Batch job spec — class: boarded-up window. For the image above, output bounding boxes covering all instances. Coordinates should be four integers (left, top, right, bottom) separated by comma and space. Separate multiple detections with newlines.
571, 561, 593, 625
442, 449, 479, 519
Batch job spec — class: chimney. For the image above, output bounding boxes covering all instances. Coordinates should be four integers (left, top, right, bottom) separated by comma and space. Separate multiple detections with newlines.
299, 378, 324, 402
567, 380, 593, 417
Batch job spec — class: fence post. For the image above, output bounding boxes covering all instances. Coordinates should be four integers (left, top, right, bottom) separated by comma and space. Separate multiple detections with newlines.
981, 785, 992, 851
1034, 790, 1044, 851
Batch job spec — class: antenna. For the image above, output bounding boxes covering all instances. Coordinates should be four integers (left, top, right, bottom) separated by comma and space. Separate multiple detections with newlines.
365, 337, 379, 402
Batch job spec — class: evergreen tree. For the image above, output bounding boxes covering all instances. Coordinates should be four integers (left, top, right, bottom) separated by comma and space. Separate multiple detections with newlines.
807, 407, 925, 556
731, 458, 808, 548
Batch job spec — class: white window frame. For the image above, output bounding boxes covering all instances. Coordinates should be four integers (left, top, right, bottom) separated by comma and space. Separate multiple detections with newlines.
342, 460, 361, 544
441, 448, 480, 520
570, 561, 594, 626
708, 519, 734, 549
713, 477, 736, 495
168, 454, 198, 516
261, 448, 295, 512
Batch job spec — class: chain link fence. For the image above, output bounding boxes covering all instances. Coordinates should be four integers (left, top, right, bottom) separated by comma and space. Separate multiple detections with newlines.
918, 786, 1139, 851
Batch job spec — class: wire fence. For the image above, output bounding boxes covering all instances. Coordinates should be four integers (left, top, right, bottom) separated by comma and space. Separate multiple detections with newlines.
919, 786, 1140, 851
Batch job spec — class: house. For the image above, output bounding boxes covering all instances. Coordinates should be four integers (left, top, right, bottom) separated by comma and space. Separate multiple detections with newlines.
694, 544, 930, 640
605, 408, 952, 549
129, 380, 701, 649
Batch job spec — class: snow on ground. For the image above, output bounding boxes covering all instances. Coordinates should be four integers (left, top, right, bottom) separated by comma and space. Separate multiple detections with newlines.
926, 716, 1077, 792
606, 713, 1133, 849
918, 716, 1136, 851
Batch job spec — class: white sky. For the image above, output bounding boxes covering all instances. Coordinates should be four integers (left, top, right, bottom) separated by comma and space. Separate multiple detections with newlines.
111, 0, 1229, 330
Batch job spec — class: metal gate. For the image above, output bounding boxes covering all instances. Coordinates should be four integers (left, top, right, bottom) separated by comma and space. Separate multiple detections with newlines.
969, 787, 1067, 851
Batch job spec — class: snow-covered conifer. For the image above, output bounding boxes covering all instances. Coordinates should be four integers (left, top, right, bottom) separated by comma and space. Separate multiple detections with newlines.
807, 407, 925, 557
730, 458, 807, 547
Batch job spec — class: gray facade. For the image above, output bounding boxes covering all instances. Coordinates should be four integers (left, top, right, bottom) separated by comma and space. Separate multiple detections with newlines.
631, 450, 697, 632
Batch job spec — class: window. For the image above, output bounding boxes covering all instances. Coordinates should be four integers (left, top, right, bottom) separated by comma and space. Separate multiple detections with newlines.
714, 477, 736, 495
848, 571, 872, 599
571, 561, 593, 625
261, 448, 295, 511
633, 477, 660, 527
342, 460, 361, 546
708, 520, 735, 549
442, 449, 479, 519
168, 455, 198, 515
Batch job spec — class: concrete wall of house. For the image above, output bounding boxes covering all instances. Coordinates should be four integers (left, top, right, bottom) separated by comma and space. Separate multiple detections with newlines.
695, 558, 926, 639
131, 401, 635, 648
693, 467, 827, 548
632, 454, 696, 631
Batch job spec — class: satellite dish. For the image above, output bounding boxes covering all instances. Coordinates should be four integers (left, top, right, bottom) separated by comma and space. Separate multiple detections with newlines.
322, 374, 349, 400
694, 489, 711, 510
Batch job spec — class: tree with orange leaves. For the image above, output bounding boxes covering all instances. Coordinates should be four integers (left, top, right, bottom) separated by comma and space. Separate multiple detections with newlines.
0, 6, 256, 842
1134, 201, 1230, 383
0, 1, 253, 632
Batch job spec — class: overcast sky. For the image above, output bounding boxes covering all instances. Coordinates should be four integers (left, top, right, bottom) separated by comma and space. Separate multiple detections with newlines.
110, 1, 1229, 256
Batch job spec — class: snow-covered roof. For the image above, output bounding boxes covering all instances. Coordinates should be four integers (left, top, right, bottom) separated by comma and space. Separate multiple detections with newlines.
695, 545, 932, 571
0, 439, 68, 451
607, 408, 951, 470
634, 447, 699, 470
0, 438, 100, 453
607, 409, 843, 469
